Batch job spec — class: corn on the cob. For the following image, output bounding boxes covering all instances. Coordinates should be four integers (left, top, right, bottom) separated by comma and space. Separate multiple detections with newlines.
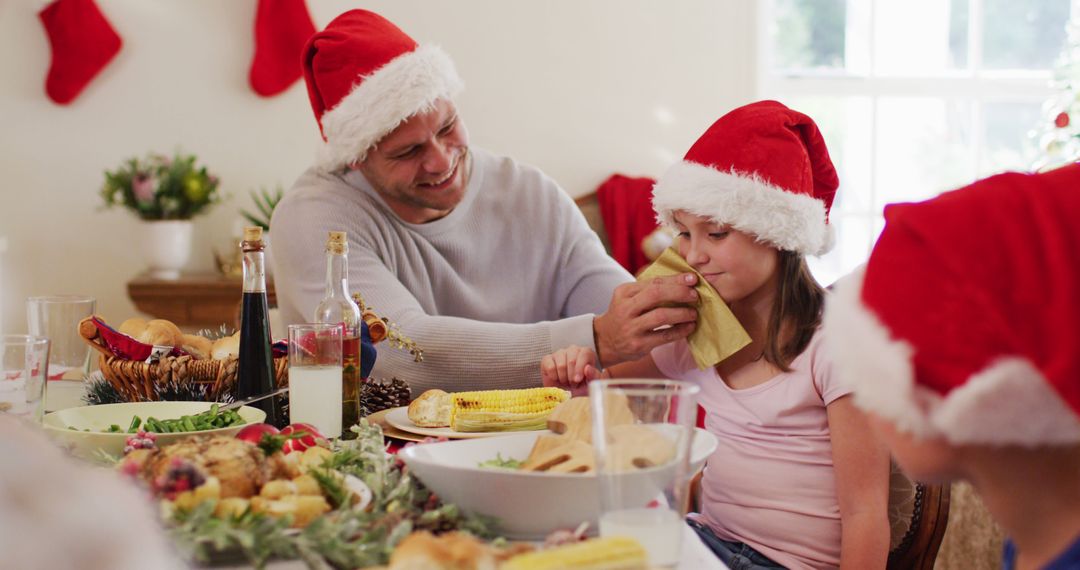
501, 536, 649, 570
449, 387, 569, 432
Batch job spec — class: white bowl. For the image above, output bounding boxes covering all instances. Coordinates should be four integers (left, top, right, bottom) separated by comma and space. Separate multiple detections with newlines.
399, 427, 717, 539
42, 401, 266, 460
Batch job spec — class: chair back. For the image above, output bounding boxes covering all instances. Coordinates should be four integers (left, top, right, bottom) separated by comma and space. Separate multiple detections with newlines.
887, 462, 951, 570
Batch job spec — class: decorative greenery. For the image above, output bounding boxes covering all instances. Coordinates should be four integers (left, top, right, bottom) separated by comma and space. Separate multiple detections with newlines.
240, 185, 284, 230
83, 374, 124, 406
352, 293, 425, 363
165, 421, 496, 569
101, 151, 222, 220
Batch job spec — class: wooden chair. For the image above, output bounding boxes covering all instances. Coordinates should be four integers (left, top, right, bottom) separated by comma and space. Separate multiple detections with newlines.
687, 462, 950, 569
886, 463, 951, 570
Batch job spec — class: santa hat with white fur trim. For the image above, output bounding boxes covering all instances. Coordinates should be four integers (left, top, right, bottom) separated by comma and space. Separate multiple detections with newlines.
651, 100, 839, 256
302, 10, 463, 172
823, 164, 1080, 446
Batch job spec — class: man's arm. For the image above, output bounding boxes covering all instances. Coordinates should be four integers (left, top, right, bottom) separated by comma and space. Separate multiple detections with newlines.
355, 246, 598, 394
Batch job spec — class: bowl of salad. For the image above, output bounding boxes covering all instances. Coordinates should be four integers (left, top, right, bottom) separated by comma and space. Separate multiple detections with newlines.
42, 401, 266, 461
399, 427, 717, 539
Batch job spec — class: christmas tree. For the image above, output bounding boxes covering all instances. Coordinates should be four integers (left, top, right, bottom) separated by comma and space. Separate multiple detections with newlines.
1032, 5, 1080, 171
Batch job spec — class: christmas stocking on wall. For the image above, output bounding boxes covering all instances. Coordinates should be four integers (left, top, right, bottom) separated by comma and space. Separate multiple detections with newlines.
39, 0, 123, 105
249, 0, 316, 97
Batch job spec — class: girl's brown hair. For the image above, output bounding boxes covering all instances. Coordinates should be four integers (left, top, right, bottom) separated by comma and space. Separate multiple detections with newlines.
762, 250, 825, 370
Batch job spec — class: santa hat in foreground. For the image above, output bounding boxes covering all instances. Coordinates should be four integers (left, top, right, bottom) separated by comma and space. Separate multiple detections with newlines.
824, 163, 1080, 446
302, 9, 463, 172
651, 100, 839, 256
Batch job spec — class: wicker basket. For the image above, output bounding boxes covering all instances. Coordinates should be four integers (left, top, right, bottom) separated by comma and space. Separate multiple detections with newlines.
79, 317, 287, 402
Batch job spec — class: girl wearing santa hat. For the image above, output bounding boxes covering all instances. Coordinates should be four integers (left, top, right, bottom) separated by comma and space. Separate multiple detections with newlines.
823, 163, 1080, 570
542, 100, 890, 569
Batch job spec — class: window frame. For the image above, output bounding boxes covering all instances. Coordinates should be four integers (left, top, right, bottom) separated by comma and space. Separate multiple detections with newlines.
756, 0, 1066, 282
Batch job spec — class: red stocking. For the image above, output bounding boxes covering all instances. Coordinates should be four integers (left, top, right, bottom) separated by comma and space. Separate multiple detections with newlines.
249, 0, 316, 97
38, 0, 123, 105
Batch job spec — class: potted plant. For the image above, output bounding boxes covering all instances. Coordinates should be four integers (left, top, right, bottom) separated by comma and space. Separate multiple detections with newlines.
101, 152, 222, 279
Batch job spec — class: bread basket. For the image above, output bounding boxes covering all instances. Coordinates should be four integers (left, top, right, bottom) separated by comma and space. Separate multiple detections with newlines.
78, 316, 288, 402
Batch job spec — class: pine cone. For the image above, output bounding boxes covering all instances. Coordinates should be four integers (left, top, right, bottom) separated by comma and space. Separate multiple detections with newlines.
360, 377, 412, 415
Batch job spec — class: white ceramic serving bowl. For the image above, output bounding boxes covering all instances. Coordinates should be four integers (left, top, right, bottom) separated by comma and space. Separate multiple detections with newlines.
399, 427, 717, 539
42, 401, 266, 460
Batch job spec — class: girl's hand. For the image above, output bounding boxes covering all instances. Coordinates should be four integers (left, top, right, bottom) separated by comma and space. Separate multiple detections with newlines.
541, 345, 604, 397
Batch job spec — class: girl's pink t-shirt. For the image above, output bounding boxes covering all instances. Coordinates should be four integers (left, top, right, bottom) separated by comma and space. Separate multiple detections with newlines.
652, 331, 850, 570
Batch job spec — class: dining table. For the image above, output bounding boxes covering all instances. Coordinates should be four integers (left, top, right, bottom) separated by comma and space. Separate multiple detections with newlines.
43, 381, 730, 570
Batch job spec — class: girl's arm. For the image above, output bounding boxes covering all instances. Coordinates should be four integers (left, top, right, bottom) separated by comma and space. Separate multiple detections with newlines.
828, 394, 891, 570
541, 347, 666, 395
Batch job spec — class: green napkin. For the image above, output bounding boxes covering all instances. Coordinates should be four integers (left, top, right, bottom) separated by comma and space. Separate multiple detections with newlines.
637, 248, 752, 370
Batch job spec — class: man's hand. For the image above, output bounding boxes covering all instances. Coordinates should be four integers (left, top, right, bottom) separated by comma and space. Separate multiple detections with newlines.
593, 273, 699, 367
541, 345, 604, 397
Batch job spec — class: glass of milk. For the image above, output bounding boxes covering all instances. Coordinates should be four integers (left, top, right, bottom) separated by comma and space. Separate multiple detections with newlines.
590, 379, 700, 568
287, 323, 343, 437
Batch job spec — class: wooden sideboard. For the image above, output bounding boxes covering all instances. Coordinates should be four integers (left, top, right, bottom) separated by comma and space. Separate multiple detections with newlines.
127, 272, 276, 329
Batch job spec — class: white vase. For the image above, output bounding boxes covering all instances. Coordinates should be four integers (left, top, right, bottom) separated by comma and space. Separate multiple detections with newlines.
141, 220, 193, 279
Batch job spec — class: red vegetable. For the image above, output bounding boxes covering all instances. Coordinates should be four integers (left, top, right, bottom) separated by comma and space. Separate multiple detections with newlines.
280, 423, 325, 453
235, 423, 279, 445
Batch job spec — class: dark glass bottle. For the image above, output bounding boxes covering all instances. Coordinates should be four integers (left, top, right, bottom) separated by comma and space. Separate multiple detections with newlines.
313, 231, 363, 439
237, 226, 280, 427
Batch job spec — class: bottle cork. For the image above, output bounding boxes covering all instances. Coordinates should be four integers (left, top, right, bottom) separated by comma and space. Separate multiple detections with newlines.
243, 226, 263, 242
326, 231, 347, 254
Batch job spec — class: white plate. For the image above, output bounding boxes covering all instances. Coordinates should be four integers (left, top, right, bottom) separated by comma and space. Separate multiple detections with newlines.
43, 401, 266, 461
383, 406, 550, 439
399, 427, 718, 539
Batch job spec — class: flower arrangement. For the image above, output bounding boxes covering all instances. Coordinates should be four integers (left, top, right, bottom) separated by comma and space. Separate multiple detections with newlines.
101, 152, 222, 220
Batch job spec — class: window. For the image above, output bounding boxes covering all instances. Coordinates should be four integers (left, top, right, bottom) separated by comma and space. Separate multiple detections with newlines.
760, 0, 1073, 285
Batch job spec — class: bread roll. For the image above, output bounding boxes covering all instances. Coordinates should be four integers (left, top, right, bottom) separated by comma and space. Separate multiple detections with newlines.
388, 531, 496, 570
118, 317, 148, 339
407, 389, 451, 428
181, 334, 212, 360
211, 333, 240, 360
137, 319, 183, 347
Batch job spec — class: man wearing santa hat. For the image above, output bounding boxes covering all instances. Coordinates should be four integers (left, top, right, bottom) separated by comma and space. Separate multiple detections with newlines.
271, 9, 699, 393
824, 163, 1080, 570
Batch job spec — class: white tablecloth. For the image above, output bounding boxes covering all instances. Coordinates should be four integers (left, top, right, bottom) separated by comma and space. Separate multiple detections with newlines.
220, 526, 728, 569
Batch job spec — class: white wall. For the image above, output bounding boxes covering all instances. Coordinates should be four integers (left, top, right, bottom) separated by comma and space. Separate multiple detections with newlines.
0, 0, 757, 334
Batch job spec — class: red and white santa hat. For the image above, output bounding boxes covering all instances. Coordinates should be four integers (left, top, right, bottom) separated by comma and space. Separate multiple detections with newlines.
651, 100, 839, 256
302, 10, 463, 172
824, 163, 1080, 446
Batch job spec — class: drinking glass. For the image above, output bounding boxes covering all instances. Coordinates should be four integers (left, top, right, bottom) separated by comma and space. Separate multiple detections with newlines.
0, 335, 51, 423
287, 324, 343, 438
590, 379, 700, 567
26, 295, 95, 379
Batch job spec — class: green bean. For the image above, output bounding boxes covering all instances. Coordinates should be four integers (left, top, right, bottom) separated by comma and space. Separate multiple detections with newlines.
112, 406, 246, 435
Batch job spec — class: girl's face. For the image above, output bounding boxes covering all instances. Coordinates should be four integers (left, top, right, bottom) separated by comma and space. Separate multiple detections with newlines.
672, 211, 779, 304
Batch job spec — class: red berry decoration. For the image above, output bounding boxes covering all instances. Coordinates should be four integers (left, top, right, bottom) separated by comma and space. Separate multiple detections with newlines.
1055, 112, 1070, 128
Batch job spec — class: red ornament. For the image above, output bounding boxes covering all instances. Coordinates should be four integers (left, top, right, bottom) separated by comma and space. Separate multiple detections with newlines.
1055, 112, 1070, 128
